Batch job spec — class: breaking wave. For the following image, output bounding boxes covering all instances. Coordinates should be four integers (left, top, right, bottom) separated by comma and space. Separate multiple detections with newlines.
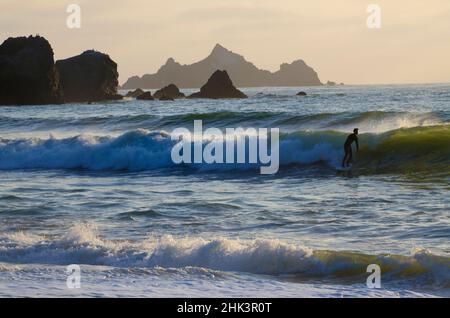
0, 125, 448, 174
0, 224, 449, 290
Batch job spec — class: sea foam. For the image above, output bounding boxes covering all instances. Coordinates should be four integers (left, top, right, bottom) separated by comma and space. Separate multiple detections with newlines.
1, 223, 449, 287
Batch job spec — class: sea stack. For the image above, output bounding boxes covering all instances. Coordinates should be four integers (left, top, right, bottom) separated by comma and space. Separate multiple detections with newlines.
159, 95, 174, 101
136, 91, 154, 100
153, 84, 185, 99
56, 50, 121, 102
125, 88, 145, 98
0, 35, 62, 105
188, 70, 247, 99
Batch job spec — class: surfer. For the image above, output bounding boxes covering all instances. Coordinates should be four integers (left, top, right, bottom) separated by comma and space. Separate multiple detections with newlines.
342, 128, 359, 168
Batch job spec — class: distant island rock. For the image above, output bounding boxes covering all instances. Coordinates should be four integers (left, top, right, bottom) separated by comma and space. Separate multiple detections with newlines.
122, 44, 322, 89
136, 91, 154, 100
153, 84, 185, 99
188, 70, 247, 99
125, 88, 144, 98
297, 91, 307, 96
159, 95, 174, 101
56, 50, 121, 102
0, 35, 62, 105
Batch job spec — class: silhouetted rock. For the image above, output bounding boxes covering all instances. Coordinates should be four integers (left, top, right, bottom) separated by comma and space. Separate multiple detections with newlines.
0, 35, 62, 105
136, 91, 154, 100
159, 95, 174, 101
110, 94, 124, 100
326, 81, 337, 86
297, 91, 307, 96
188, 70, 247, 99
154, 84, 185, 99
56, 50, 120, 102
125, 88, 144, 98
122, 44, 322, 89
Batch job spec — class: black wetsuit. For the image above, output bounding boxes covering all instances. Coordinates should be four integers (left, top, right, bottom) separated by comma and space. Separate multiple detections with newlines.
342, 133, 358, 167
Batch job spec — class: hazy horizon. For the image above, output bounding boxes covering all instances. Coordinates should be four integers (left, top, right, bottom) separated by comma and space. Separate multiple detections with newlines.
1, 0, 450, 85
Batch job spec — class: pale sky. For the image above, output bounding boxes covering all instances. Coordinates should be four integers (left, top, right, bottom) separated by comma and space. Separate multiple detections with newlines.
1, 0, 450, 85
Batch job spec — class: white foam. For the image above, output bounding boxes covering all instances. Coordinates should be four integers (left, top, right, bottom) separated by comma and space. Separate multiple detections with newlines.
330, 112, 443, 134
0, 129, 342, 171
1, 224, 448, 286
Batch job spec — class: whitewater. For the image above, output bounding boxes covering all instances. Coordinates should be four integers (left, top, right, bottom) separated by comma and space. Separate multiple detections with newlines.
0, 84, 449, 297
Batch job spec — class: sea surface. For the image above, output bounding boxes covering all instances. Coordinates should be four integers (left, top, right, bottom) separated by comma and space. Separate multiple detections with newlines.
0, 84, 449, 297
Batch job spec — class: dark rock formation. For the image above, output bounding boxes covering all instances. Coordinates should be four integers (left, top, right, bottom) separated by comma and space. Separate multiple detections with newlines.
326, 81, 337, 86
56, 50, 120, 102
109, 93, 123, 100
136, 91, 154, 100
188, 70, 247, 99
125, 88, 144, 98
122, 44, 322, 89
159, 95, 174, 101
297, 91, 307, 96
0, 35, 62, 105
271, 60, 321, 86
153, 84, 185, 99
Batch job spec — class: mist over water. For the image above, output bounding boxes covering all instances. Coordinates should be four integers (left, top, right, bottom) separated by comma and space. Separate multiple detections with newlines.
0, 84, 449, 297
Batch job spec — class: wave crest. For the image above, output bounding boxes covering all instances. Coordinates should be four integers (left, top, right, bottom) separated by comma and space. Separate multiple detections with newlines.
0, 125, 448, 173
1, 224, 449, 288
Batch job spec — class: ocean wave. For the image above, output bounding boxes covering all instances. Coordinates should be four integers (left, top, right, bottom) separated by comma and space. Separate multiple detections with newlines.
0, 125, 448, 173
274, 111, 444, 133
0, 224, 449, 288
0, 111, 445, 134
0, 125, 449, 173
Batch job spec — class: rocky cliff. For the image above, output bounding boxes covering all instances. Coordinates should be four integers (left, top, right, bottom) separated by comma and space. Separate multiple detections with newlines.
0, 35, 62, 105
56, 50, 120, 102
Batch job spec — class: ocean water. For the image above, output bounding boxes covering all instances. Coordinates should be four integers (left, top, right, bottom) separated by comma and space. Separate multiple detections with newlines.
0, 84, 449, 297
